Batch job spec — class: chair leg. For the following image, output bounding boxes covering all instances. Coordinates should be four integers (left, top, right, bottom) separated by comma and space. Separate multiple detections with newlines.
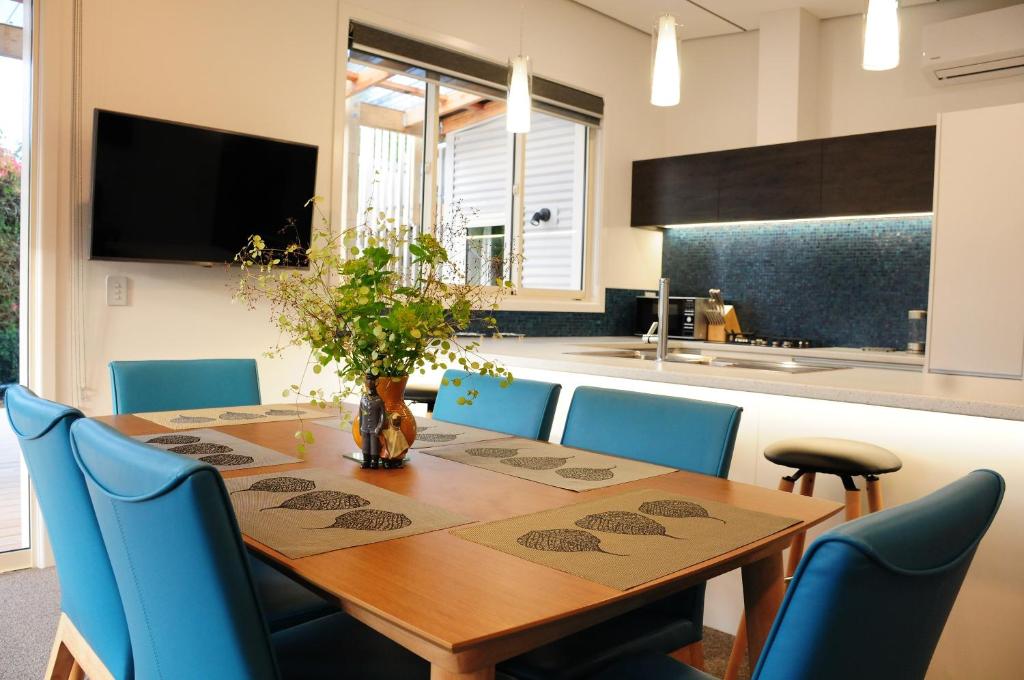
46, 635, 77, 680
724, 473, 799, 680
866, 475, 884, 513
689, 641, 704, 670
68, 664, 85, 680
669, 644, 691, 665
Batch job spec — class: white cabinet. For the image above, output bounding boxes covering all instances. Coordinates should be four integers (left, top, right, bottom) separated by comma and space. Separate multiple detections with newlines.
927, 102, 1024, 379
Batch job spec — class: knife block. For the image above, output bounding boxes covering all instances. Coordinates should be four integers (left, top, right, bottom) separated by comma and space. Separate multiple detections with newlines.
707, 305, 742, 343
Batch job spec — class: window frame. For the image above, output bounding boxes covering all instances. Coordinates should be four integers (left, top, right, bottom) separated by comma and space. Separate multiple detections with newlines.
343, 39, 601, 307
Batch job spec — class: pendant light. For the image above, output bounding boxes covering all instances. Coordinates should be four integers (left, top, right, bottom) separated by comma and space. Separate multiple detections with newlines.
862, 0, 900, 71
506, 2, 532, 133
650, 14, 681, 107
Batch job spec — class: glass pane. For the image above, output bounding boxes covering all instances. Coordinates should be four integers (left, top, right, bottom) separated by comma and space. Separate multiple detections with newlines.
344, 61, 427, 273
521, 111, 588, 291
436, 90, 512, 285
1, 7, 28, 556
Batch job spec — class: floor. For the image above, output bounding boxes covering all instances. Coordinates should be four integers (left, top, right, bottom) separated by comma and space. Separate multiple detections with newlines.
0, 410, 27, 554
0, 566, 750, 679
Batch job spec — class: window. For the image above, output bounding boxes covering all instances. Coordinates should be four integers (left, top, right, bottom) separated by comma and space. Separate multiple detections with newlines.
344, 23, 601, 298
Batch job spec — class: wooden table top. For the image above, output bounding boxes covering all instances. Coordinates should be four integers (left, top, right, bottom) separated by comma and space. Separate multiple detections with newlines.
99, 413, 843, 672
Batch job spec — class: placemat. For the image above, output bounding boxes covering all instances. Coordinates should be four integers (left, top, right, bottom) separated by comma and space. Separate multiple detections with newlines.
419, 438, 675, 491
133, 429, 298, 471
453, 489, 799, 590
225, 468, 470, 558
134, 403, 323, 430
313, 415, 512, 450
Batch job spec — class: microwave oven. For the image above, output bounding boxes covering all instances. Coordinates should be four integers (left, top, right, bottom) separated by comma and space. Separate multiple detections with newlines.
634, 296, 712, 340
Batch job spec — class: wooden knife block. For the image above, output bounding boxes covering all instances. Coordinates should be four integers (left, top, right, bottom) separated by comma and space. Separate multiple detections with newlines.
707, 305, 742, 343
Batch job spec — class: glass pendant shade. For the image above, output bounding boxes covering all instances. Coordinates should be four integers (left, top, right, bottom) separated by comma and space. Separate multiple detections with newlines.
650, 15, 680, 107
506, 55, 532, 133
862, 0, 900, 71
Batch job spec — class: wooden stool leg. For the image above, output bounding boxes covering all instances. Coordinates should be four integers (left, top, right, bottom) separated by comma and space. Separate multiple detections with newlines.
844, 489, 862, 520
866, 475, 884, 513
68, 663, 86, 680
785, 472, 815, 577
724, 473, 799, 680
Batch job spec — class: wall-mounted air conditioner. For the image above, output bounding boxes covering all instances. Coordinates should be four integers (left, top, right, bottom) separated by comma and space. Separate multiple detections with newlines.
922, 3, 1024, 85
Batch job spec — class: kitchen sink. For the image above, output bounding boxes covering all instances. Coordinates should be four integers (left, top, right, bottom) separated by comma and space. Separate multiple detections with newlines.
564, 349, 845, 373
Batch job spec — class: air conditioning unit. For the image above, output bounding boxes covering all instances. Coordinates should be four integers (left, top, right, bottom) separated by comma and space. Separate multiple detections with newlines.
921, 3, 1024, 84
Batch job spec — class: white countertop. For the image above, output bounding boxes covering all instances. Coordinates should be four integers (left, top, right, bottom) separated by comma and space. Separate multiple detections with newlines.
471, 337, 1024, 421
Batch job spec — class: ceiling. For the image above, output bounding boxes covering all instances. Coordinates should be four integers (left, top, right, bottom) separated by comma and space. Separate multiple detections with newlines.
572, 0, 937, 40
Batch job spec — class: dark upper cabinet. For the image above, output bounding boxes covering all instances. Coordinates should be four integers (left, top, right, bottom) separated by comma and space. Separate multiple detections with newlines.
718, 140, 822, 222
631, 152, 719, 227
821, 126, 936, 216
630, 126, 935, 227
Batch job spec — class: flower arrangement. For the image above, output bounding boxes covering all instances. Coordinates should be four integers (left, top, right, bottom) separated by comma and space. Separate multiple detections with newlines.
233, 198, 516, 456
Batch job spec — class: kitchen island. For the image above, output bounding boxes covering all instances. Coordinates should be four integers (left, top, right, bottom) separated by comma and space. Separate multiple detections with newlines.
427, 336, 1024, 680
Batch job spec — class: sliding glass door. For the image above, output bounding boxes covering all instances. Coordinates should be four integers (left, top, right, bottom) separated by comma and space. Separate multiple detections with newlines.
0, 0, 30, 571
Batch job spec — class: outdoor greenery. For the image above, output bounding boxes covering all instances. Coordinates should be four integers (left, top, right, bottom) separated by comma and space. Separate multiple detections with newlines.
0, 148, 20, 385
233, 198, 515, 453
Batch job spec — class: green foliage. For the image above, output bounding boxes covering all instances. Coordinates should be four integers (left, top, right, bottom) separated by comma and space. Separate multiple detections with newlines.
0, 149, 20, 384
233, 197, 515, 412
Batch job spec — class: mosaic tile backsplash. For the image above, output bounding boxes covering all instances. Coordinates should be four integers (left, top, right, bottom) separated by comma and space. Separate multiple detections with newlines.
662, 215, 933, 348
472, 288, 641, 337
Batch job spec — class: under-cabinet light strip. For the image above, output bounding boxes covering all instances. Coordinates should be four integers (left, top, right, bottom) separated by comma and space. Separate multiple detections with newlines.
662, 212, 933, 229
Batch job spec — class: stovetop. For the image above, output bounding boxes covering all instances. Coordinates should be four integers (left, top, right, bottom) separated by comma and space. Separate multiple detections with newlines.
725, 332, 814, 349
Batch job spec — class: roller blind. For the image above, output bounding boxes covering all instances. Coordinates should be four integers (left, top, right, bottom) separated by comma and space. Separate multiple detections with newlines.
349, 21, 604, 128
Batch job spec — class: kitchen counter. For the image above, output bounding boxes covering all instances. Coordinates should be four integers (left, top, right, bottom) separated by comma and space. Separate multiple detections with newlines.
471, 337, 1024, 421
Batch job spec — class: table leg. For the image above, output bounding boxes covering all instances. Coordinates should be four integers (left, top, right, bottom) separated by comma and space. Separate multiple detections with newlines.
741, 551, 785, 667
430, 664, 495, 680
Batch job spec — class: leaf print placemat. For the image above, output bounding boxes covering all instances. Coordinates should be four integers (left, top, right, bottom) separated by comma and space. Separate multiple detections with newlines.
133, 429, 298, 471
225, 468, 470, 558
313, 415, 514, 450
134, 403, 326, 430
419, 438, 675, 491
453, 489, 799, 590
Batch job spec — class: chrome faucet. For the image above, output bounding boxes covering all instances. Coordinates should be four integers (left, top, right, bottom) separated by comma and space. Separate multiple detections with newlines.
638, 276, 671, 360
656, 277, 669, 361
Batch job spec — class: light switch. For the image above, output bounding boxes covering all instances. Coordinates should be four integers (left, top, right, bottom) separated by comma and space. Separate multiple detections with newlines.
106, 275, 128, 306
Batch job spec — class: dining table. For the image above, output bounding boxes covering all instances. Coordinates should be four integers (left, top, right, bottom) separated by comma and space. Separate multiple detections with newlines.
100, 410, 843, 680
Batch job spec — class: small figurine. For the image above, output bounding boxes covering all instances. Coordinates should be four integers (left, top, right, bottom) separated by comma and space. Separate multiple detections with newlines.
381, 413, 410, 469
358, 376, 386, 469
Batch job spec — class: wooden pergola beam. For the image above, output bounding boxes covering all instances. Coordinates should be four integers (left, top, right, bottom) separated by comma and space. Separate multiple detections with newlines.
346, 67, 391, 97
440, 100, 507, 135
0, 23, 22, 60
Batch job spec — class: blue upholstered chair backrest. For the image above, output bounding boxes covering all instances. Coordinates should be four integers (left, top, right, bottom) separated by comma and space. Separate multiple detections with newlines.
753, 469, 1005, 680
71, 419, 278, 680
432, 369, 561, 440
108, 359, 261, 414
4, 386, 133, 679
560, 387, 742, 477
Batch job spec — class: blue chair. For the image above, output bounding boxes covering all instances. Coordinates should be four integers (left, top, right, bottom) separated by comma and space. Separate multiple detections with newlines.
560, 387, 741, 475
108, 359, 333, 631
70, 418, 428, 680
498, 387, 743, 680
589, 469, 1005, 680
4, 385, 132, 680
108, 358, 262, 414
432, 369, 561, 440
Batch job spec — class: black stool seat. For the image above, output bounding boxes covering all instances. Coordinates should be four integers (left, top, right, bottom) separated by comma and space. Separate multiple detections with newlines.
764, 437, 902, 476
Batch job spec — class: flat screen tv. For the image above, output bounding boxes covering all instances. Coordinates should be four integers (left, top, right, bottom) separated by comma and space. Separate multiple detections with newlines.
91, 110, 317, 265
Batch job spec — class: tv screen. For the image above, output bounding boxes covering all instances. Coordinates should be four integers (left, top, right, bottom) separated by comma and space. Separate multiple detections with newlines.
91, 110, 317, 265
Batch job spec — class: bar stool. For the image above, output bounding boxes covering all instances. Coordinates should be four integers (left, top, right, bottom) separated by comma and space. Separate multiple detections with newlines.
724, 437, 903, 680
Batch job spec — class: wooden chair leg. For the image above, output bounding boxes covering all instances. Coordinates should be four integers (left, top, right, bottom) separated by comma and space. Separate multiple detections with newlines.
689, 641, 704, 670
724, 616, 747, 680
68, 663, 85, 680
46, 636, 77, 680
866, 476, 884, 513
669, 644, 692, 665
